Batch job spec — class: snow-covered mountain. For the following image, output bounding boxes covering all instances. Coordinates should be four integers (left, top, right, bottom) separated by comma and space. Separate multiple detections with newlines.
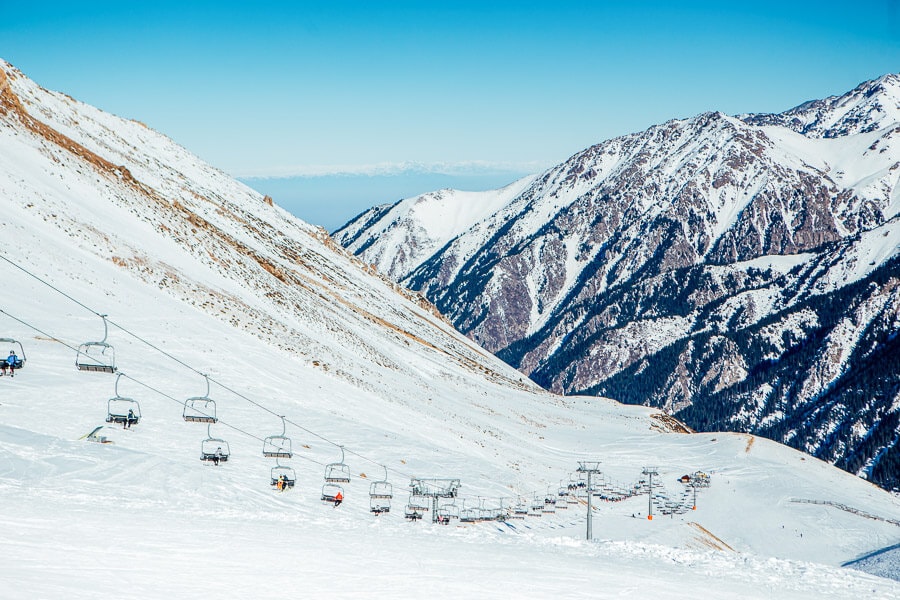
335, 74, 900, 493
1, 59, 899, 598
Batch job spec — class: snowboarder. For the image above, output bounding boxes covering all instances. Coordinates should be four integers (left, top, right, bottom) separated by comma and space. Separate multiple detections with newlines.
277, 474, 286, 491
213, 447, 223, 466
334, 490, 343, 507
125, 408, 135, 429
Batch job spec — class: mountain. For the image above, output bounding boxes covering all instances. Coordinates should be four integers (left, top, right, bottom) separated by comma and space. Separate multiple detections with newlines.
2, 58, 900, 597
334, 74, 900, 492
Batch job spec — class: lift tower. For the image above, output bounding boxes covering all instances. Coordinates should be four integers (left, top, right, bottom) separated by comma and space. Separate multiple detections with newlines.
577, 461, 603, 540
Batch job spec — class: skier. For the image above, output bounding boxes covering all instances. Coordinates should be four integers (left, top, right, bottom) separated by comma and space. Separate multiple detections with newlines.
124, 408, 135, 429
6, 350, 18, 377
213, 447, 223, 466
334, 490, 343, 507
277, 474, 285, 491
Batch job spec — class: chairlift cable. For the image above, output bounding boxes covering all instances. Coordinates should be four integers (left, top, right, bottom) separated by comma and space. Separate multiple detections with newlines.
0, 259, 413, 479
0, 261, 421, 482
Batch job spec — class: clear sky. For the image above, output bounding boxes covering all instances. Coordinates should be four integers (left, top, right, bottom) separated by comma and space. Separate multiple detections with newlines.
4, 1, 900, 229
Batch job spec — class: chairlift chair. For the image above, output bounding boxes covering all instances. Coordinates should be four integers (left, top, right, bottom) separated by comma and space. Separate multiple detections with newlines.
270, 459, 296, 488
0, 338, 26, 375
511, 498, 528, 519
106, 374, 140, 427
442, 501, 460, 520
459, 507, 480, 523
183, 374, 217, 423
369, 466, 392, 514
324, 446, 351, 483
75, 315, 116, 373
262, 416, 292, 458
408, 494, 430, 512
404, 505, 423, 521
200, 424, 231, 463
321, 482, 343, 503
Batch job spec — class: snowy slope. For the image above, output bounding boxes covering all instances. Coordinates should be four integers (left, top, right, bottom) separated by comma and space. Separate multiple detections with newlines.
0, 60, 899, 598
336, 72, 900, 492
335, 176, 536, 279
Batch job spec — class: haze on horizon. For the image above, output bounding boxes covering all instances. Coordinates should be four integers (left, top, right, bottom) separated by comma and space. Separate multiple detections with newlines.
4, 0, 900, 229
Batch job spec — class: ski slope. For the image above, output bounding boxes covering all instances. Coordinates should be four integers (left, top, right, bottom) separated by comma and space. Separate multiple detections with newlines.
0, 59, 899, 598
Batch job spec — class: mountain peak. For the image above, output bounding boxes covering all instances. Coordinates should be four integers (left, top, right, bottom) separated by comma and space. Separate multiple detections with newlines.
744, 72, 900, 138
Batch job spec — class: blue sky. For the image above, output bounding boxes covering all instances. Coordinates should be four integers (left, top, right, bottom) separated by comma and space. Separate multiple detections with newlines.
4, 1, 900, 230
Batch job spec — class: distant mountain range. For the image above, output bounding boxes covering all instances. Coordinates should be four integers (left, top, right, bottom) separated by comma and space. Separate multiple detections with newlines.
335, 74, 900, 491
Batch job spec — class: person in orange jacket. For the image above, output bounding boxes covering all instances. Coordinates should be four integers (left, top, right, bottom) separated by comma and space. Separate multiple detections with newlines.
334, 490, 343, 507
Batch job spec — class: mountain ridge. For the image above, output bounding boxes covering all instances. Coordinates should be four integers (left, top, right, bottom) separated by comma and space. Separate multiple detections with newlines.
336, 73, 900, 491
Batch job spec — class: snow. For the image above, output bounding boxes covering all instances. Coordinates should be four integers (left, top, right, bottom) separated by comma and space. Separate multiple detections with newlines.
1, 59, 899, 599
337, 177, 535, 279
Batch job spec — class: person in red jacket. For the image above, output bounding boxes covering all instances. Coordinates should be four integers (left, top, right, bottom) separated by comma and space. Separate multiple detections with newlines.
334, 490, 343, 507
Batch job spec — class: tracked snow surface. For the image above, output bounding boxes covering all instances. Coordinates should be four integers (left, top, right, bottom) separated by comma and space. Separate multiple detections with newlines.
0, 60, 899, 598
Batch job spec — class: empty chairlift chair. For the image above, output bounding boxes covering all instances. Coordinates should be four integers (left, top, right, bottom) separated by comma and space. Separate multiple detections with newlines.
0, 338, 26, 376
323, 446, 351, 484
511, 498, 529, 519
200, 423, 230, 464
262, 416, 292, 458
369, 466, 393, 514
76, 314, 116, 373
106, 373, 140, 428
183, 374, 217, 423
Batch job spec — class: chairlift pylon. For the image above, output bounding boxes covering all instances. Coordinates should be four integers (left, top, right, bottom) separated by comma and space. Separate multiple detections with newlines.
262, 415, 292, 458
76, 314, 116, 373
183, 374, 217, 423
0, 337, 26, 376
200, 423, 230, 463
324, 445, 350, 483
106, 373, 140, 428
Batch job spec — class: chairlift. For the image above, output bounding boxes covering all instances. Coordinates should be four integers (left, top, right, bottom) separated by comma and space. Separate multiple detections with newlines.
369, 466, 392, 514
528, 496, 544, 516
459, 507, 480, 523
441, 501, 460, 520
321, 482, 343, 503
106, 373, 140, 428
200, 423, 230, 463
404, 505, 423, 521
270, 458, 295, 488
76, 314, 116, 373
262, 415, 292, 458
510, 497, 528, 519
324, 446, 350, 483
183, 374, 217, 423
0, 338, 26, 375
408, 494, 430, 512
